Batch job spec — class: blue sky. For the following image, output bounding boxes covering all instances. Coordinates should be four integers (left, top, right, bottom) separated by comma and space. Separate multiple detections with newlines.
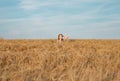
0, 0, 120, 39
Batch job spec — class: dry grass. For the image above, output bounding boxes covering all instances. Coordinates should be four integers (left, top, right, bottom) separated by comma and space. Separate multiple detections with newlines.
0, 39, 120, 81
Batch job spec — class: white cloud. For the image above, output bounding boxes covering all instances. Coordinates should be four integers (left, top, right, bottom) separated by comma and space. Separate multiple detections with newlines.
19, 0, 110, 11
19, 0, 39, 10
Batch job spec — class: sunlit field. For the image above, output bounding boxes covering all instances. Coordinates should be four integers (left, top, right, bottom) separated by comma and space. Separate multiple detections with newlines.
0, 39, 120, 81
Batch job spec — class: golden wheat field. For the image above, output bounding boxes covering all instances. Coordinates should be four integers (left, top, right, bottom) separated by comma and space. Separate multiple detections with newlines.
0, 39, 120, 81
